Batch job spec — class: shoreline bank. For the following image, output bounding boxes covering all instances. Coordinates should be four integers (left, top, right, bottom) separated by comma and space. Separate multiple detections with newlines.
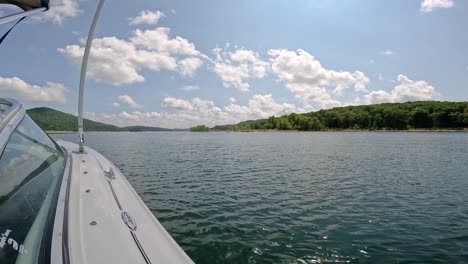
47, 128, 468, 133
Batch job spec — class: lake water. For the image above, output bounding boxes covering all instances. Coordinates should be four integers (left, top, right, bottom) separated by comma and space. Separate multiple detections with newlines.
52, 132, 468, 263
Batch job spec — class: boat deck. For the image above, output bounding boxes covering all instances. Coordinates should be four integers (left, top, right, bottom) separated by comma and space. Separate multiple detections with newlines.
55, 141, 193, 264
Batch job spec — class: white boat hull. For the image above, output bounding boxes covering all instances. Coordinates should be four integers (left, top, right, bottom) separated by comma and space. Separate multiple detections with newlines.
54, 141, 194, 264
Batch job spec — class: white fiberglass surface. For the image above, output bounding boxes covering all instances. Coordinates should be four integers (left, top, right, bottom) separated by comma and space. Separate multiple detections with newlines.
58, 141, 194, 264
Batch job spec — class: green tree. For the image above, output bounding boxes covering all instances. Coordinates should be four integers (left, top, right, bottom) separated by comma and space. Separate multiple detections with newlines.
410, 108, 432, 128
190, 125, 210, 132
266, 116, 277, 129
372, 113, 384, 129
277, 116, 292, 130
464, 107, 468, 126
383, 108, 408, 129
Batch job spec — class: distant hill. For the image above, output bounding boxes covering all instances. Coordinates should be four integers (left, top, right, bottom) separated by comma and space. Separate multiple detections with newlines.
206, 101, 468, 131
27, 107, 124, 131
125, 125, 172, 132
27, 107, 172, 132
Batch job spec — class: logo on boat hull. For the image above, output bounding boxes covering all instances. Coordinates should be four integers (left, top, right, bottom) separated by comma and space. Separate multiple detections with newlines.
121, 211, 137, 231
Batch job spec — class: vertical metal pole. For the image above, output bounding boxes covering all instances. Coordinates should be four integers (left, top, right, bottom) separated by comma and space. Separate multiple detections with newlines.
78, 0, 106, 153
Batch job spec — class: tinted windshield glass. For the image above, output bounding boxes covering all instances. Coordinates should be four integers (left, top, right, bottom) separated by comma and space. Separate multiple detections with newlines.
0, 115, 66, 264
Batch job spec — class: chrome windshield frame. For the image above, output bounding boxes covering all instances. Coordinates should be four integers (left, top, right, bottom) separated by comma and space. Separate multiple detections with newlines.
0, 97, 26, 155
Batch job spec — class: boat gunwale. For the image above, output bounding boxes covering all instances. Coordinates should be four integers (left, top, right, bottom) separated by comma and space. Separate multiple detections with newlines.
50, 148, 72, 264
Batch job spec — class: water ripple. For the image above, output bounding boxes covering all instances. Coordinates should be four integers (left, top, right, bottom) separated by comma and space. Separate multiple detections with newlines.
53, 132, 468, 263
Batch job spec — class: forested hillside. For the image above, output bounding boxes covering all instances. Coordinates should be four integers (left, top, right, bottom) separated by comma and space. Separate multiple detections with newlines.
211, 101, 468, 131
27, 107, 125, 131
27, 107, 171, 132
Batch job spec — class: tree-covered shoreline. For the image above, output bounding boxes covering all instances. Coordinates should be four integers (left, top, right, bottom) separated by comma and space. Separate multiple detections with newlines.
190, 125, 210, 132
193, 101, 468, 132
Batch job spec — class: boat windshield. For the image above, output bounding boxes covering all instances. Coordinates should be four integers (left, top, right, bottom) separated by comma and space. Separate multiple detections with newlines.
0, 115, 66, 264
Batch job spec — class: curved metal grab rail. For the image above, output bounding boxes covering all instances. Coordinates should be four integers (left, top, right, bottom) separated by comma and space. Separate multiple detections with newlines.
77, 0, 106, 153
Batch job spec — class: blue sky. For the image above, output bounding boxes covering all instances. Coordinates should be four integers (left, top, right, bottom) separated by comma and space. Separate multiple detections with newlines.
0, 0, 467, 128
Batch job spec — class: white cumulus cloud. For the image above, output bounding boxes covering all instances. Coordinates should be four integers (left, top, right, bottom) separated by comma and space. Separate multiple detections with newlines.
212, 48, 269, 92
59, 27, 203, 85
0, 76, 67, 104
130, 10, 165, 26
178, 57, 204, 77
224, 94, 302, 119
420, 0, 454, 12
268, 49, 370, 109
363, 74, 438, 104
117, 95, 143, 109
131, 28, 199, 56
162, 97, 194, 111
89, 94, 302, 128
33, 0, 81, 24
